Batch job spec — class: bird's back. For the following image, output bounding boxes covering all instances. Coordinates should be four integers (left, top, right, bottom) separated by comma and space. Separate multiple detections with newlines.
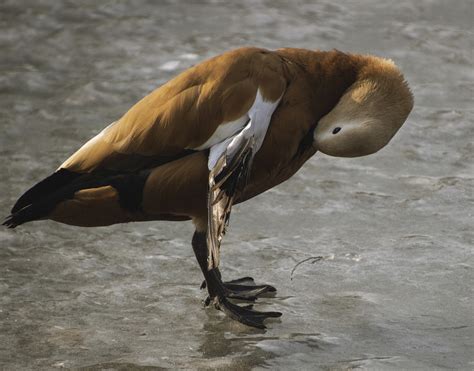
5, 47, 390, 228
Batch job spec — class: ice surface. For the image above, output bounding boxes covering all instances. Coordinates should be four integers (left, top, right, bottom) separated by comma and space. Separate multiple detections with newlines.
0, 0, 472, 369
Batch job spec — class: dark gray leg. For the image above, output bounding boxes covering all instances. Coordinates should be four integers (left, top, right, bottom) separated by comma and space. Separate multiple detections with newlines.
192, 231, 281, 329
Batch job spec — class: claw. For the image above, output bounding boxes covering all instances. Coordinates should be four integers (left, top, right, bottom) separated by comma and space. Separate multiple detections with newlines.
225, 283, 276, 297
202, 276, 277, 306
201, 276, 255, 290
215, 296, 282, 329
225, 276, 255, 285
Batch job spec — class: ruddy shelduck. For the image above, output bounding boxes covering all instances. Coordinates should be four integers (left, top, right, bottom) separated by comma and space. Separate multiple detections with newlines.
4, 47, 414, 328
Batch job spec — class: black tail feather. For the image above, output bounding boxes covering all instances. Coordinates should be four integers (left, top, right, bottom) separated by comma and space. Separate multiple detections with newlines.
3, 214, 16, 229
4, 180, 84, 228
3, 204, 38, 229
11, 169, 81, 213
5, 169, 151, 228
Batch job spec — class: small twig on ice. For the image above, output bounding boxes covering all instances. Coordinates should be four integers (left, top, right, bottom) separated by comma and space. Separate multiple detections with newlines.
290, 256, 323, 280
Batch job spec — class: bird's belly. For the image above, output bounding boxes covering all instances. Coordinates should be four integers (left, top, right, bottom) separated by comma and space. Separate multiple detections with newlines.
49, 152, 209, 227
49, 146, 305, 227
142, 151, 209, 219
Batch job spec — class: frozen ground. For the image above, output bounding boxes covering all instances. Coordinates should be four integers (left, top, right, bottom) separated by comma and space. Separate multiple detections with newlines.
0, 0, 473, 369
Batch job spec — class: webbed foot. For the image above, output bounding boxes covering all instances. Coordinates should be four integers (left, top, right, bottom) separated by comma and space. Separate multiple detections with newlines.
192, 231, 281, 329
213, 296, 282, 329
201, 275, 277, 305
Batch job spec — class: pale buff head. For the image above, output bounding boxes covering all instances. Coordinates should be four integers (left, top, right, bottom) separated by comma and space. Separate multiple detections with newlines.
314, 55, 414, 157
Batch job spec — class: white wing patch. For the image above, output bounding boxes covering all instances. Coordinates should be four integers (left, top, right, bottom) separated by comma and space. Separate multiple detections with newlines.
207, 89, 281, 170
193, 115, 249, 151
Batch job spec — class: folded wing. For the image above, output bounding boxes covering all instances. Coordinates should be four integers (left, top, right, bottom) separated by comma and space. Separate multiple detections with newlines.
60, 48, 287, 175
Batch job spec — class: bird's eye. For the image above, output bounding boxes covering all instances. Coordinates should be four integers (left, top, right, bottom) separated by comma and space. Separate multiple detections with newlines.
332, 127, 341, 134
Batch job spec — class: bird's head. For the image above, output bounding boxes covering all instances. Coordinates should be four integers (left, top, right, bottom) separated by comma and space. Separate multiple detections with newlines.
314, 55, 414, 157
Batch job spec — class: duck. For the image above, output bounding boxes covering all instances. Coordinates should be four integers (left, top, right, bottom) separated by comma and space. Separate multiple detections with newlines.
3, 47, 414, 329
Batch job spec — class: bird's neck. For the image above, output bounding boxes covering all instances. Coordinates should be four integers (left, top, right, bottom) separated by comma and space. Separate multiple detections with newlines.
278, 48, 362, 83
277, 48, 363, 118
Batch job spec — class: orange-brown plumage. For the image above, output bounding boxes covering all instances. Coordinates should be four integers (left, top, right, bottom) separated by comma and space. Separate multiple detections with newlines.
60, 47, 287, 173
49, 48, 362, 226
4, 47, 413, 328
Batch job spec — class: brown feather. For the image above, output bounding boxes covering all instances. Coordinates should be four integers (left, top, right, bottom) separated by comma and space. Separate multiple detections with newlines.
48, 48, 401, 234
61, 47, 286, 174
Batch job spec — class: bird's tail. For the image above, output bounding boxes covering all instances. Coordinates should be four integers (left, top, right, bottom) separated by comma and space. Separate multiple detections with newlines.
3, 168, 152, 228
3, 169, 82, 228
3, 203, 45, 228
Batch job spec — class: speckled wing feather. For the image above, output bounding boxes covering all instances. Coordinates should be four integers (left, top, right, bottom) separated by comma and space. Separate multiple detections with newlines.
207, 135, 254, 270
206, 91, 283, 270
